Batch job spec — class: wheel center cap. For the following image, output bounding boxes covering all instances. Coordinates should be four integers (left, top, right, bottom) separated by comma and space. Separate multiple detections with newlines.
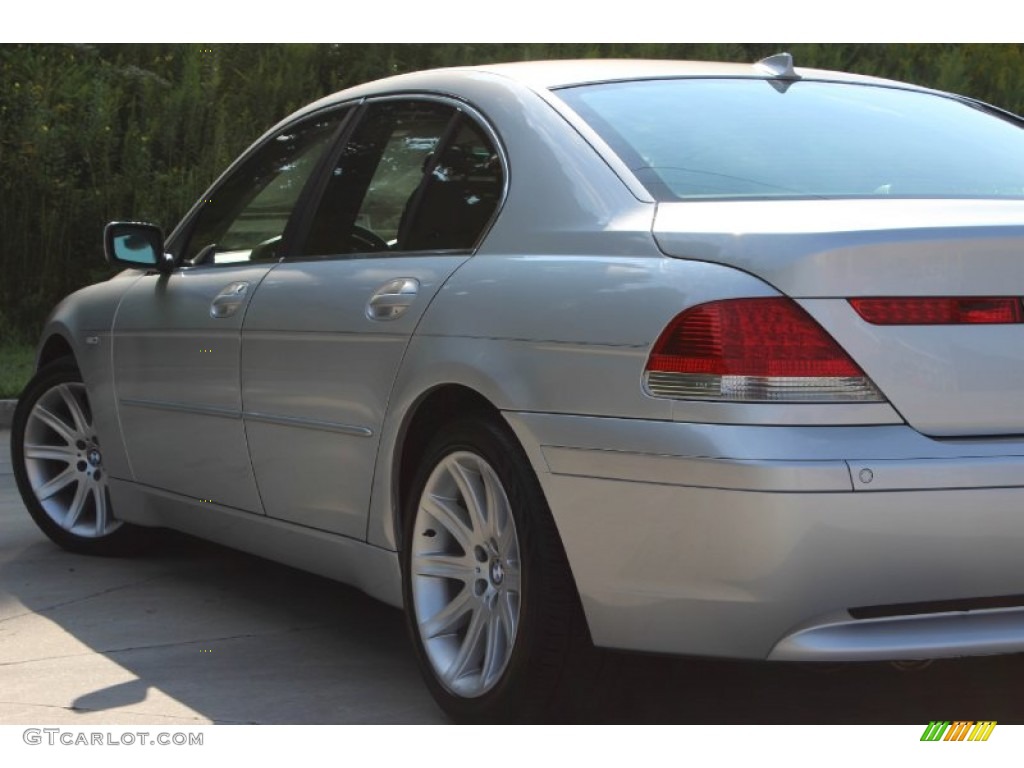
87, 448, 102, 468
490, 560, 505, 585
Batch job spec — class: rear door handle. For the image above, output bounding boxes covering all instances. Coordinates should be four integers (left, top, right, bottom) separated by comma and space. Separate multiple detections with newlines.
367, 278, 419, 321
210, 281, 250, 319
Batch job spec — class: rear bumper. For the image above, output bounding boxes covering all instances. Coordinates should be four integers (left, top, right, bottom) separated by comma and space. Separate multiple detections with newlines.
505, 412, 1024, 661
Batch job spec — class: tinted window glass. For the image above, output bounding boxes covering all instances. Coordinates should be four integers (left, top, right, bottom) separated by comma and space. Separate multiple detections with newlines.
558, 79, 1024, 201
401, 118, 504, 251
182, 110, 345, 264
302, 102, 502, 257
304, 101, 454, 256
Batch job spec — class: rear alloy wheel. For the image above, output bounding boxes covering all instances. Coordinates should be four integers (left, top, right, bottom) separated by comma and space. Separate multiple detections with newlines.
403, 417, 590, 722
411, 450, 521, 698
12, 359, 150, 555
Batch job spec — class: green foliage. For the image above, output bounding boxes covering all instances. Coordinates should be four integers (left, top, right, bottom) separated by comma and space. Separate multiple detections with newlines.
1, 43, 1022, 340
0, 341, 34, 398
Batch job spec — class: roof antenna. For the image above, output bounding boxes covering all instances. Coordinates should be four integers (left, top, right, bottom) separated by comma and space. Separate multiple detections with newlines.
755, 52, 800, 81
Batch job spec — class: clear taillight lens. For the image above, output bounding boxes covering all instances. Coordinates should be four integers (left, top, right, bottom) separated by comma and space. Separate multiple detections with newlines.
644, 297, 883, 403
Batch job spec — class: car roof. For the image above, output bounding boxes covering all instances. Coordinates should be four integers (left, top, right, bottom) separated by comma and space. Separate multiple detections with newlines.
311, 57, 921, 102
453, 58, 911, 90
282, 57, 940, 143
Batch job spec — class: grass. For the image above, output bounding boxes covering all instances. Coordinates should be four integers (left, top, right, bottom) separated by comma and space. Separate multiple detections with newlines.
0, 342, 34, 399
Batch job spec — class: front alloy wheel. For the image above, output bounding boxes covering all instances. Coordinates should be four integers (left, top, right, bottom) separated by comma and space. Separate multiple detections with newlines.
12, 358, 150, 555
21, 381, 118, 539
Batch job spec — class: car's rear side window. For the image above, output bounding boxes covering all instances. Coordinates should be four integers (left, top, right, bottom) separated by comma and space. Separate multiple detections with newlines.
557, 78, 1024, 201
301, 100, 503, 257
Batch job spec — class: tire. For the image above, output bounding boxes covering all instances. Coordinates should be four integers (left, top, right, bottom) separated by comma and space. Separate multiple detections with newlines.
11, 358, 152, 556
401, 415, 591, 722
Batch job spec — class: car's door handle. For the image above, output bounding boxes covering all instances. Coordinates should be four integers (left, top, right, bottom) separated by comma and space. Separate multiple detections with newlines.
210, 281, 251, 319
366, 278, 420, 321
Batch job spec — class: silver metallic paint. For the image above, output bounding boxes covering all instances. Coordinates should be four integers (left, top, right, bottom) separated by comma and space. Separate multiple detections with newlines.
541, 446, 853, 492
241, 255, 469, 537
113, 265, 275, 512
803, 298, 1024, 436
654, 199, 1024, 297
504, 412, 1024, 657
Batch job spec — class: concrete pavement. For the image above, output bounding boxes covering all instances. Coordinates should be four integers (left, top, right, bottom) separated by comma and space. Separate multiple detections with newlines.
0, 429, 443, 724
0, 401, 14, 429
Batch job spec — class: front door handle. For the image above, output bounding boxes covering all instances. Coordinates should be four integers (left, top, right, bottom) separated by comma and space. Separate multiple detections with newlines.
210, 281, 250, 319
367, 278, 419, 321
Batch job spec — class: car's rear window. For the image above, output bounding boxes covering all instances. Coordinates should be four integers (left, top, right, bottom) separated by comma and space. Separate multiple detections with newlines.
557, 78, 1024, 201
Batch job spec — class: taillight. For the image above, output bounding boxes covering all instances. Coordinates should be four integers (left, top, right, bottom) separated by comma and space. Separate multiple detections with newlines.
645, 297, 883, 403
849, 297, 1023, 325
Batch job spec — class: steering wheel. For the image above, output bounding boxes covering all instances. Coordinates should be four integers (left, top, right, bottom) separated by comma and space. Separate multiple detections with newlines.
350, 225, 390, 253
189, 234, 282, 265
249, 234, 283, 262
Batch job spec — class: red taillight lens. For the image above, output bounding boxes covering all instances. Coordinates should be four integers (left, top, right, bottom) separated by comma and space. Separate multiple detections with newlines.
849, 297, 1023, 325
648, 298, 862, 378
645, 297, 883, 403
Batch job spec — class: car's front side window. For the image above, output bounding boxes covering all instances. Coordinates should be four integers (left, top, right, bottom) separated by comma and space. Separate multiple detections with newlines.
180, 109, 348, 265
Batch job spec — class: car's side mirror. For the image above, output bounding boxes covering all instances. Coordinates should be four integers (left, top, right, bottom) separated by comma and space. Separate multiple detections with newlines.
104, 222, 174, 274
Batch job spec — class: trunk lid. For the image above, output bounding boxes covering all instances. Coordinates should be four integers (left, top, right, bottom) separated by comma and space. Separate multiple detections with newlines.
654, 199, 1024, 436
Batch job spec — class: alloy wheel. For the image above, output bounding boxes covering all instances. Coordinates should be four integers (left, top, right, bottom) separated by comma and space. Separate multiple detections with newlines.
21, 382, 119, 538
410, 451, 521, 698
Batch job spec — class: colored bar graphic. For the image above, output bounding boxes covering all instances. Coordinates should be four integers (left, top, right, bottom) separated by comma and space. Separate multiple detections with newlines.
920, 720, 996, 741
921, 721, 950, 741
944, 721, 972, 741
968, 722, 997, 742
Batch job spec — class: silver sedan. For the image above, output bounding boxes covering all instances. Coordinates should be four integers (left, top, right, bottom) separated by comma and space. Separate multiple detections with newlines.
12, 53, 1024, 722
